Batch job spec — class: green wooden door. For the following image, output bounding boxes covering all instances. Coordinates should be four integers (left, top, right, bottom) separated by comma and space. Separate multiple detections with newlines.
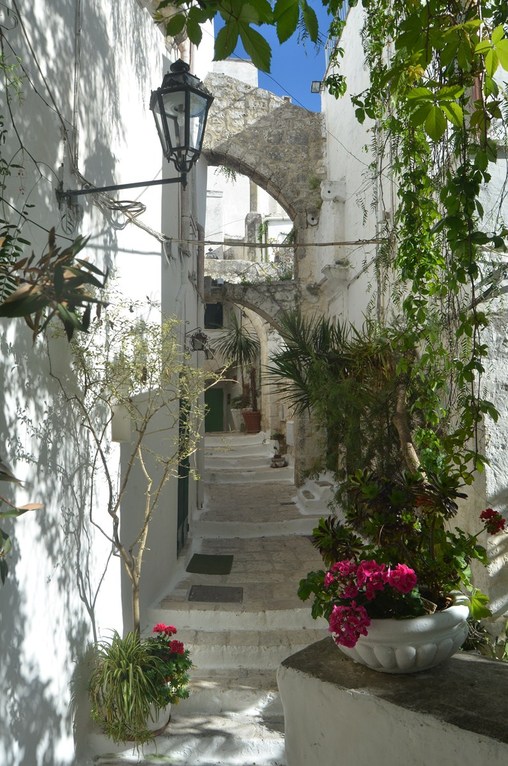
205, 388, 224, 432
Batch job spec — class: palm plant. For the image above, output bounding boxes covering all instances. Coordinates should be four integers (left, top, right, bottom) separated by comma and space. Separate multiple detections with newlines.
267, 311, 408, 475
211, 311, 261, 410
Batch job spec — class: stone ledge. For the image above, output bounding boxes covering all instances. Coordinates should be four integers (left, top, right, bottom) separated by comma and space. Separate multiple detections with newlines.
278, 637, 508, 766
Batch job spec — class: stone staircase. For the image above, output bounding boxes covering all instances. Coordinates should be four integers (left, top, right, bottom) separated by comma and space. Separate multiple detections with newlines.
95, 431, 328, 765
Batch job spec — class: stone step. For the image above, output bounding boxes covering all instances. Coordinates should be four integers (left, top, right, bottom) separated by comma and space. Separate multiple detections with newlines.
94, 711, 286, 765
148, 603, 326, 633
175, 627, 327, 669
192, 515, 322, 538
293, 473, 336, 516
204, 465, 294, 484
204, 432, 272, 449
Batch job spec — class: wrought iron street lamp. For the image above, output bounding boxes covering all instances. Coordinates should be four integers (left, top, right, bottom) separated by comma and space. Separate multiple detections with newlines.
57, 60, 213, 203
150, 59, 214, 177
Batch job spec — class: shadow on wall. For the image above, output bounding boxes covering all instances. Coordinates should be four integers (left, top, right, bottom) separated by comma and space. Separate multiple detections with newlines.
0, 325, 95, 766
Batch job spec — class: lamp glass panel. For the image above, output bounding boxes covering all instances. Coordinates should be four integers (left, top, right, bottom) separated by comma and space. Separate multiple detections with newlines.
152, 99, 168, 154
161, 89, 187, 151
188, 91, 209, 152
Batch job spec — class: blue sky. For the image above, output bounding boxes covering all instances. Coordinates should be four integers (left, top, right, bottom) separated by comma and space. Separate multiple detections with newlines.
216, 2, 331, 112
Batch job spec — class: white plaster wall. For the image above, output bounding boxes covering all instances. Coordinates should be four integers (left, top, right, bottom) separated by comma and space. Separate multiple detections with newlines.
303, 5, 386, 326
278, 663, 508, 766
0, 2, 211, 764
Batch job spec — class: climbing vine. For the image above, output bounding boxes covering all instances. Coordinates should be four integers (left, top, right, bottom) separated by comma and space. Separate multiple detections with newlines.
346, 0, 508, 480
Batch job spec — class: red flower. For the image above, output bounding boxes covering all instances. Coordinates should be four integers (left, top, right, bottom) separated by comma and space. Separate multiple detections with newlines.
153, 623, 177, 636
480, 508, 506, 535
169, 640, 185, 655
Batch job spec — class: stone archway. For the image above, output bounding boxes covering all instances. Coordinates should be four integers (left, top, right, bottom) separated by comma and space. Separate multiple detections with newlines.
203, 72, 325, 230
202, 70, 326, 480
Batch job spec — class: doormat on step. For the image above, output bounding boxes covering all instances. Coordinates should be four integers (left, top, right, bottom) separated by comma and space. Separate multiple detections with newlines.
186, 554, 234, 575
188, 585, 243, 603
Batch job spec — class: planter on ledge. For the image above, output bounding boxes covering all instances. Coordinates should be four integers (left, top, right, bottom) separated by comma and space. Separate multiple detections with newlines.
336, 604, 469, 673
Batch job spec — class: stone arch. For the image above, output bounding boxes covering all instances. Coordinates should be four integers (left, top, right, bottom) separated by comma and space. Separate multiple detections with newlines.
204, 278, 299, 333
202, 72, 325, 226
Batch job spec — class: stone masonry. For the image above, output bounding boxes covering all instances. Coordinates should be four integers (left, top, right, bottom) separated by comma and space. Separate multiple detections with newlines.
203, 72, 326, 224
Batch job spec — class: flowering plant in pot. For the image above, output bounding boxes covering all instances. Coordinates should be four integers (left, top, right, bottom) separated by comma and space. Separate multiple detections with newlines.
88, 622, 192, 744
299, 469, 507, 671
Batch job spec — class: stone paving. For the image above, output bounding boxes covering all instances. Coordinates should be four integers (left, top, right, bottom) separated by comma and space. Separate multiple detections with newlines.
95, 433, 329, 766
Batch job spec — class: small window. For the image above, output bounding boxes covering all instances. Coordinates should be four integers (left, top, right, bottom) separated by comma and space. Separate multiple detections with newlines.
204, 303, 224, 329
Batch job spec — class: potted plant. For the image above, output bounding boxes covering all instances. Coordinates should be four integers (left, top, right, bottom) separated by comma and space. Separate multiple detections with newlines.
298, 472, 507, 672
269, 311, 507, 672
88, 622, 192, 744
211, 311, 261, 433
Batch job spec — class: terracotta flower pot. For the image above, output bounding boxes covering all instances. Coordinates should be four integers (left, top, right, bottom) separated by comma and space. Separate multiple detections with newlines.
242, 409, 261, 433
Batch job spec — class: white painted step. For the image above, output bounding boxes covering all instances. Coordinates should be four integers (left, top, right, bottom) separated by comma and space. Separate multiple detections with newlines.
205, 454, 278, 469
175, 627, 327, 669
148, 605, 325, 633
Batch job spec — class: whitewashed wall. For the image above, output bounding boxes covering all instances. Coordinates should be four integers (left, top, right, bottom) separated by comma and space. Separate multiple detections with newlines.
0, 2, 212, 764
301, 5, 380, 326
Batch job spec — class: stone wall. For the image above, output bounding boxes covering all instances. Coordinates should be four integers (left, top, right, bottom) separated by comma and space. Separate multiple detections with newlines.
203, 72, 325, 222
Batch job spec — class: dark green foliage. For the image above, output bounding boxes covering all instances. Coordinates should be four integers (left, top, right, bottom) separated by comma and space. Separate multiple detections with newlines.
0, 227, 107, 341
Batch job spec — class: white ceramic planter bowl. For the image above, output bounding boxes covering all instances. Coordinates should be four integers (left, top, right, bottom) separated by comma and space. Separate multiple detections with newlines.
336, 604, 469, 673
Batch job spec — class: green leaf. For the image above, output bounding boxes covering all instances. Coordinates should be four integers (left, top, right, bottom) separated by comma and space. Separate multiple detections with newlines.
164, 13, 186, 37
301, 1, 319, 42
186, 13, 203, 46
274, 0, 299, 44
214, 22, 240, 61
485, 48, 499, 76
406, 86, 434, 100
425, 105, 447, 141
437, 85, 464, 101
494, 39, 508, 70
474, 39, 492, 54
491, 24, 505, 45
238, 24, 272, 72
409, 102, 433, 127
440, 101, 463, 127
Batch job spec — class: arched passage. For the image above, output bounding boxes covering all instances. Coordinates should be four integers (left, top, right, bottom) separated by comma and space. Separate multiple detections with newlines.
203, 72, 325, 227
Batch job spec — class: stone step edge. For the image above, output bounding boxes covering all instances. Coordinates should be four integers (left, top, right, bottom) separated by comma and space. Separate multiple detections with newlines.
148, 605, 326, 632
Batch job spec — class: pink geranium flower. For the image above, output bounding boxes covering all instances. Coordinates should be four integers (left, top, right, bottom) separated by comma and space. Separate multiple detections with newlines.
387, 563, 418, 594
153, 623, 177, 636
356, 559, 388, 600
328, 602, 371, 648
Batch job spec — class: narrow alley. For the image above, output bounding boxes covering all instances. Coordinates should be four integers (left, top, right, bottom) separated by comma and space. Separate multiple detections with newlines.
96, 432, 329, 765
